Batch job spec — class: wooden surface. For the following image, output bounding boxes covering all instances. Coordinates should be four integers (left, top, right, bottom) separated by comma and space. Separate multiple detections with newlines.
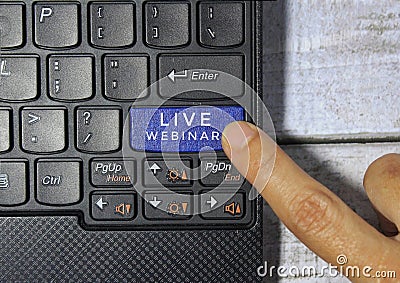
262, 1, 400, 281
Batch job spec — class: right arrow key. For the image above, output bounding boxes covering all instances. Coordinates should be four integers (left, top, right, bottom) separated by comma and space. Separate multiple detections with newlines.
200, 192, 245, 219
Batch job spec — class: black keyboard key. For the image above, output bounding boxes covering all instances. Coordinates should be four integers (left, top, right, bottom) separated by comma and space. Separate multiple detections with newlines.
33, 2, 80, 49
144, 192, 192, 220
200, 192, 245, 219
48, 55, 94, 101
0, 160, 28, 206
91, 193, 136, 220
200, 158, 244, 187
90, 2, 135, 48
145, 2, 190, 48
104, 55, 149, 101
21, 107, 67, 153
91, 159, 135, 188
0, 108, 11, 152
0, 56, 38, 101
143, 159, 192, 187
199, 2, 244, 48
0, 3, 24, 49
76, 107, 121, 153
158, 54, 244, 98
36, 159, 82, 205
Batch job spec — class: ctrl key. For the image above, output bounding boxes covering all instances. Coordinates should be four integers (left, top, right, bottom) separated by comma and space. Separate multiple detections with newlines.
36, 159, 82, 206
0, 160, 28, 206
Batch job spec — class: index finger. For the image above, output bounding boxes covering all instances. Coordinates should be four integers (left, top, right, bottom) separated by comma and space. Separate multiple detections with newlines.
222, 121, 400, 281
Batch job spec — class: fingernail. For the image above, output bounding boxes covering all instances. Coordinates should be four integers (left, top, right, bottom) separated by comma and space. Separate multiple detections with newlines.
222, 122, 257, 150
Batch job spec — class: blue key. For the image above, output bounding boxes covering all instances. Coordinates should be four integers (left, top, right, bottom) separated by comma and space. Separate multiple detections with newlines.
130, 106, 244, 152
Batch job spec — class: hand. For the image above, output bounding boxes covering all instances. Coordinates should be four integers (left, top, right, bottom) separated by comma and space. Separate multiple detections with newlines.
222, 121, 400, 282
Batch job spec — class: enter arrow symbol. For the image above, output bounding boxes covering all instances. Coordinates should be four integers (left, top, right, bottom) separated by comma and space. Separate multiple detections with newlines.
167, 69, 188, 83
95, 197, 108, 210
206, 196, 218, 208
149, 196, 162, 208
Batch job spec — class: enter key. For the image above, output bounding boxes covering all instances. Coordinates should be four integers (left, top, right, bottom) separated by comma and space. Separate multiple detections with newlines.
158, 54, 244, 99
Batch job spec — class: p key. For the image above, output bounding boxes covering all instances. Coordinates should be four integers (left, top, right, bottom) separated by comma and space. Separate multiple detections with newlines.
34, 2, 80, 49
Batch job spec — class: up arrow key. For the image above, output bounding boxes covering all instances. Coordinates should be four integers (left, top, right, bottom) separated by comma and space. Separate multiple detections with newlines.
149, 163, 162, 175
28, 113, 41, 125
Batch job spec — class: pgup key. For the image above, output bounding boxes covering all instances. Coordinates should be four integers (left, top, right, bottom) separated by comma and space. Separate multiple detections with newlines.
91, 159, 136, 188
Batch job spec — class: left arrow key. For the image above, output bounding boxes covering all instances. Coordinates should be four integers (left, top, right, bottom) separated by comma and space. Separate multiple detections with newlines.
91, 193, 136, 221
95, 197, 108, 210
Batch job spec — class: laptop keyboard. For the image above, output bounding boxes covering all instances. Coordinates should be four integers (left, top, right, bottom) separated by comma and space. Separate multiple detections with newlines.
0, 0, 258, 229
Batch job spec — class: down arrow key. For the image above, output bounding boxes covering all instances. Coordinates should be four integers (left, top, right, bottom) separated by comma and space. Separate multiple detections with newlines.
149, 196, 162, 208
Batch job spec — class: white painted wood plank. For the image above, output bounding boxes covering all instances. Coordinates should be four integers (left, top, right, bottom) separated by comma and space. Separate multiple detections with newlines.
263, 0, 400, 141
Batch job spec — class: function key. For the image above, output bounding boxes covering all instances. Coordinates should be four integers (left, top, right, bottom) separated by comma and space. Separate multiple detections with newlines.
200, 158, 244, 187
199, 2, 244, 48
90, 2, 136, 48
103, 55, 149, 101
0, 160, 28, 206
21, 107, 67, 154
0, 3, 24, 49
158, 54, 244, 99
36, 159, 82, 206
91, 159, 136, 188
48, 55, 94, 101
91, 193, 136, 221
0, 56, 38, 101
200, 192, 245, 219
143, 159, 192, 187
145, 2, 190, 48
76, 107, 121, 153
33, 2, 80, 49
0, 109, 11, 153
143, 192, 192, 220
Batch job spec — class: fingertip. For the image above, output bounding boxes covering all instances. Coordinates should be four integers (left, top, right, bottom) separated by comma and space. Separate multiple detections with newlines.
222, 121, 258, 155
364, 153, 400, 186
